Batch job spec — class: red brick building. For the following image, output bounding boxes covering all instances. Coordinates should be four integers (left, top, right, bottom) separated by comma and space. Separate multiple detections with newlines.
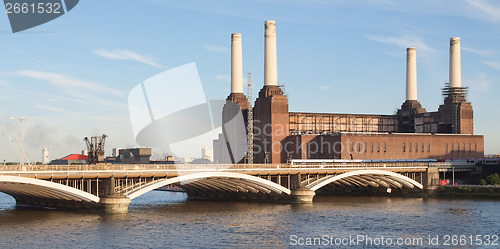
214, 22, 484, 164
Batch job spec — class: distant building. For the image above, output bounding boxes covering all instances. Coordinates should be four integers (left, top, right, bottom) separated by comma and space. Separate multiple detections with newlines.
191, 158, 212, 164
50, 154, 88, 165
42, 148, 49, 165
115, 148, 152, 164
150, 155, 177, 164
201, 146, 213, 162
112, 148, 121, 158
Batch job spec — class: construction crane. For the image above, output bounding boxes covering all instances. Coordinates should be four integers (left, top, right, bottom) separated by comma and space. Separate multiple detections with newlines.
2, 125, 22, 163
9, 117, 27, 164
84, 134, 107, 164
247, 72, 254, 164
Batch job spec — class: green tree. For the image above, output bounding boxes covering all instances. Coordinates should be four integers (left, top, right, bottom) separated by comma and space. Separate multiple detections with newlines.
486, 174, 500, 185
480, 179, 486, 185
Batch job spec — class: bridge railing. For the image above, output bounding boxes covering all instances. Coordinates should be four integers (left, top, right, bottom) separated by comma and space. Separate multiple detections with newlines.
0, 163, 285, 172
0, 162, 430, 173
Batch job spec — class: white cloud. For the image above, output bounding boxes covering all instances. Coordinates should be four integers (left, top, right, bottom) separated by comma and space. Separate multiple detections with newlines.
483, 61, 500, 70
465, 0, 500, 22
203, 45, 230, 53
94, 48, 163, 68
15, 71, 123, 96
317, 85, 332, 90
366, 34, 436, 56
462, 46, 495, 57
35, 104, 76, 115
216, 74, 231, 83
467, 73, 492, 92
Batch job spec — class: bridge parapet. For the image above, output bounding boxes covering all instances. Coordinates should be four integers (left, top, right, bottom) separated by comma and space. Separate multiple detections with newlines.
0, 162, 430, 173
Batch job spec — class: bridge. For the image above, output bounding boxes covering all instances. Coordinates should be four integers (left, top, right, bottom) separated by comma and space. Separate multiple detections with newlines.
0, 161, 453, 213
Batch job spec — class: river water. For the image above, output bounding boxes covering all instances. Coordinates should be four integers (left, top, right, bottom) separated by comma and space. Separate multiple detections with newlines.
0, 191, 499, 248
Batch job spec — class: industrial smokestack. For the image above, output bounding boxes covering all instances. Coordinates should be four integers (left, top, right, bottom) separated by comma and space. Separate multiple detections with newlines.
264, 20, 278, 86
231, 33, 243, 93
406, 47, 417, 101
449, 37, 461, 88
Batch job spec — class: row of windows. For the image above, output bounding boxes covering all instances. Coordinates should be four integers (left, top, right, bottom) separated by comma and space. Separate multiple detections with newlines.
402, 143, 431, 153
348, 142, 477, 154
350, 143, 387, 153
445, 143, 477, 153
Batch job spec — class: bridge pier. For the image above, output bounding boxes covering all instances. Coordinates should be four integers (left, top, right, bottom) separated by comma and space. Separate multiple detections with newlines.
97, 176, 131, 213
424, 167, 440, 190
98, 195, 131, 214
290, 188, 316, 203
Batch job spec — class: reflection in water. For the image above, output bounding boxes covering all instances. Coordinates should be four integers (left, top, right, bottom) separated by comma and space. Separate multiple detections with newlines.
0, 191, 499, 248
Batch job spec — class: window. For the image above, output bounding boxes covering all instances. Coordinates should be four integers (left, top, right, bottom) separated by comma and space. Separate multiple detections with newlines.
377, 143, 380, 152
357, 143, 361, 152
409, 143, 412, 152
384, 143, 387, 152
457, 143, 460, 153
422, 143, 424, 152
428, 144, 430, 152
350, 143, 354, 152
469, 144, 471, 152
403, 143, 406, 152
446, 144, 448, 153
415, 143, 418, 153
364, 143, 367, 152
474, 143, 477, 153
371, 143, 374, 152
463, 144, 465, 151
451, 144, 454, 152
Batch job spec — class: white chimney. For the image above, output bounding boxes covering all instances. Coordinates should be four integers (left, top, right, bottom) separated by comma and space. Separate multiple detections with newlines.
264, 20, 278, 86
406, 47, 417, 101
231, 33, 243, 93
449, 37, 461, 88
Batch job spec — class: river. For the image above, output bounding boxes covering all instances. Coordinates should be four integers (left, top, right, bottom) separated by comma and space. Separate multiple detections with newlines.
0, 191, 499, 248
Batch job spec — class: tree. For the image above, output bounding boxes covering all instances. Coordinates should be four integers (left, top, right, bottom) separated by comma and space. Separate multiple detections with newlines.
486, 174, 500, 185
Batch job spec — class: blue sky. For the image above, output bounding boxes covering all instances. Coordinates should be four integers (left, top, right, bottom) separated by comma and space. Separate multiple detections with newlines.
1, 0, 500, 161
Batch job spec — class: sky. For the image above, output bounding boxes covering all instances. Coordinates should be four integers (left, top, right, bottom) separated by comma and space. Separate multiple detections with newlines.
1, 0, 500, 162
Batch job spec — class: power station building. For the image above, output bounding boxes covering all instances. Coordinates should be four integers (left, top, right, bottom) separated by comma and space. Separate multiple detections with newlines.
214, 21, 484, 164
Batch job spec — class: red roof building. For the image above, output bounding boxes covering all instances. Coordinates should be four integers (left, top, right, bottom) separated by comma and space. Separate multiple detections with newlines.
61, 154, 88, 160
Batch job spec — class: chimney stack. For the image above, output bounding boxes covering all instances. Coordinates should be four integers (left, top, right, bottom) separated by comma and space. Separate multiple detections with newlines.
406, 47, 417, 101
449, 37, 461, 88
231, 33, 243, 93
264, 20, 278, 86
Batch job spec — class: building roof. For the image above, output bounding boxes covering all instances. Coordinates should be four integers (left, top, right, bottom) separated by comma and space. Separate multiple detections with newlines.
61, 154, 88, 160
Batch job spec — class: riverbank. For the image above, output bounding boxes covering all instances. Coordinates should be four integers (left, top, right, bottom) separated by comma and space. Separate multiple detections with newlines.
433, 185, 500, 198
